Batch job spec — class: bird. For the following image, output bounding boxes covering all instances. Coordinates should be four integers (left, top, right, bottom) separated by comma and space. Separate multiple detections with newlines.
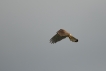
50, 29, 78, 44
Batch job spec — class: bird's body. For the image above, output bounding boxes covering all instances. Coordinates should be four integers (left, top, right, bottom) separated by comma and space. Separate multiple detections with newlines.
50, 29, 78, 44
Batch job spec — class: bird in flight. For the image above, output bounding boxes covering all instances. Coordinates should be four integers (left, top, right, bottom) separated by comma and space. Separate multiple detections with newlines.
50, 29, 78, 44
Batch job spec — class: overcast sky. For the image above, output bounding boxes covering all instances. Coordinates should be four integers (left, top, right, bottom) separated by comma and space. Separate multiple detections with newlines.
0, 0, 106, 71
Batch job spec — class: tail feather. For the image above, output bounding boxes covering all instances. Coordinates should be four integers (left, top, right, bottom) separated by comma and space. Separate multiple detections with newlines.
68, 35, 78, 42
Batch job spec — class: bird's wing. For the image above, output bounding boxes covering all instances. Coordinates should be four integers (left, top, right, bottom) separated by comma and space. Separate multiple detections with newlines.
50, 33, 66, 44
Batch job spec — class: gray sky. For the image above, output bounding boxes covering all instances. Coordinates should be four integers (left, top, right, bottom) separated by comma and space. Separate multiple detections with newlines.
0, 0, 106, 71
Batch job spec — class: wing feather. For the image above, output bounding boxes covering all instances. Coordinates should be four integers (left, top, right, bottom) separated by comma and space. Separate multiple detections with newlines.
50, 33, 66, 44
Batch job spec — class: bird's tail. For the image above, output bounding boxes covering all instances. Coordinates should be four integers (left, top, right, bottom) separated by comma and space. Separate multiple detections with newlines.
68, 35, 78, 42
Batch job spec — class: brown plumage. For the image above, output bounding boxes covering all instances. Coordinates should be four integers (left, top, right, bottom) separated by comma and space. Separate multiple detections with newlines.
50, 29, 78, 44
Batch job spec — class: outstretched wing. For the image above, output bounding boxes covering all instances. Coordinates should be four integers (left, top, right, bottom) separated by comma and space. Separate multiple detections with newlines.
50, 33, 66, 44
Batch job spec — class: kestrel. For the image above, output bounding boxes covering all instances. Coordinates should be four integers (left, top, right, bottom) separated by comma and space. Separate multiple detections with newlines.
50, 29, 78, 44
